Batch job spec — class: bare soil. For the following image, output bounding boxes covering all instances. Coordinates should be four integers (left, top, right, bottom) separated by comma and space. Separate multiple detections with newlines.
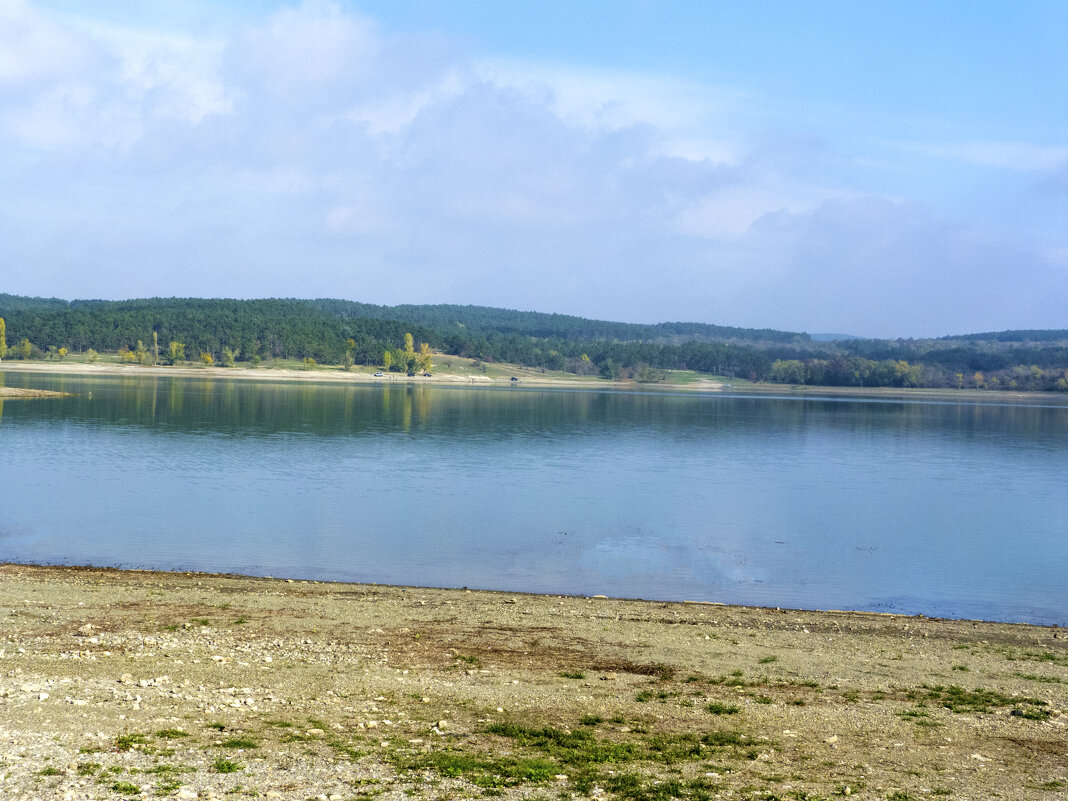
1, 564, 1065, 801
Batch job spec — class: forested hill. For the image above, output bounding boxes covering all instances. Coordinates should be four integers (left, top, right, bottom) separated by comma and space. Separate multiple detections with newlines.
1, 294, 1067, 391
307, 299, 808, 344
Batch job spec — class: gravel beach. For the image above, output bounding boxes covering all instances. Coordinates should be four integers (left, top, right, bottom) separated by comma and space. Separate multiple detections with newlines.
1, 564, 1065, 800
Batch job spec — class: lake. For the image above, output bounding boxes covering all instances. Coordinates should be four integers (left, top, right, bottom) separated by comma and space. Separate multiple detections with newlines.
2, 371, 1066, 625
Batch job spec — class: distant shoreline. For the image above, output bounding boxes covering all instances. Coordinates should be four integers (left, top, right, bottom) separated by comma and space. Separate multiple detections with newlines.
2, 359, 1066, 404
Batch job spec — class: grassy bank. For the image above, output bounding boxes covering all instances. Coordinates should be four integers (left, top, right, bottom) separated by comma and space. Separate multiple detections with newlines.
1, 564, 1065, 800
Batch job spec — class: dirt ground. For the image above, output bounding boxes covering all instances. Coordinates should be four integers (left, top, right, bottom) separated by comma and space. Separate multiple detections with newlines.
0, 564, 1065, 801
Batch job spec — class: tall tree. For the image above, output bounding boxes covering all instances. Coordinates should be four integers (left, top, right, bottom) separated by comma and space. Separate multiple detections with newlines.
0, 317, 6, 360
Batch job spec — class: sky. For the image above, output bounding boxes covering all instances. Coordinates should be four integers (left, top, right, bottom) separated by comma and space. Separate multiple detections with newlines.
1, 0, 1066, 338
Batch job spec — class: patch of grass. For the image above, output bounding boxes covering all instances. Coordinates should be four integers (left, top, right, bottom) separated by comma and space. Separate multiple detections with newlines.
77, 762, 101, 776
37, 766, 64, 776
233, 616, 249, 624
220, 737, 258, 749
111, 781, 142, 795
753, 695, 772, 705
1013, 672, 1064, 684
155, 729, 189, 739
579, 715, 603, 727
455, 654, 481, 666
758, 656, 778, 664
951, 665, 969, 671
911, 684, 1047, 715
559, 671, 586, 679
706, 702, 740, 715
155, 778, 183, 794
265, 719, 294, 728
207, 722, 227, 731
190, 617, 210, 627
212, 758, 242, 774
404, 751, 557, 788
896, 708, 941, 728
145, 763, 195, 775
115, 733, 150, 751
486, 723, 637, 765
1010, 706, 1052, 721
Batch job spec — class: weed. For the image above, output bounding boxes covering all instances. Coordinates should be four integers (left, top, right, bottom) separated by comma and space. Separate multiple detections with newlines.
37, 766, 63, 776
111, 781, 142, 795
212, 758, 242, 774
758, 656, 778, 664
115, 733, 150, 751
1013, 672, 1063, 684
207, 722, 227, 731
403, 751, 556, 788
706, 702, 740, 715
265, 719, 294, 728
1010, 707, 1051, 721
155, 779, 183, 794
456, 654, 481, 666
896, 708, 941, 728
486, 722, 637, 764
753, 695, 772, 705
145, 763, 195, 775
951, 665, 969, 672
155, 729, 189, 739
233, 616, 249, 624
558, 671, 585, 679
220, 737, 258, 749
191, 618, 210, 627
911, 684, 1046, 715
579, 715, 603, 727
77, 762, 101, 776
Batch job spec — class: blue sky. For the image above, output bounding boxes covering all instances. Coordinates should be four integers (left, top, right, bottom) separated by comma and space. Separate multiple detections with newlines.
2, 0, 1065, 337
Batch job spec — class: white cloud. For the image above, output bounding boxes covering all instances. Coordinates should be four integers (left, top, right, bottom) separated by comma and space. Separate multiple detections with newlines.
1, 1, 1064, 338
909, 140, 1068, 171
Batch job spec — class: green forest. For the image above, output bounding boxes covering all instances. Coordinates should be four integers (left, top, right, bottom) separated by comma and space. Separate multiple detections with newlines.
1, 294, 1066, 391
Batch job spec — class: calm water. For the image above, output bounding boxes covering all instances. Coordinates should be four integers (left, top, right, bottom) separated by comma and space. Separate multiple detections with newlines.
1, 371, 1066, 625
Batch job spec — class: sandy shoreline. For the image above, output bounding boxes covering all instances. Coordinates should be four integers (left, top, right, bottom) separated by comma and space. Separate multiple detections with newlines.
4, 359, 1066, 404
1, 563, 1065, 800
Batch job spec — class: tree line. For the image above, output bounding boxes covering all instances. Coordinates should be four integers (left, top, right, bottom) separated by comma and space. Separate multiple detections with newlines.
1, 294, 1066, 391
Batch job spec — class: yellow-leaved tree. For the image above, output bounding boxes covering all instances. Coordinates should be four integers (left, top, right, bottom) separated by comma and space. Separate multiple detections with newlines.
0, 317, 6, 361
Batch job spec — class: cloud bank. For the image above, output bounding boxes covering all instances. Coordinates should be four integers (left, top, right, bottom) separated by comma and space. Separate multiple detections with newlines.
1, 0, 1065, 337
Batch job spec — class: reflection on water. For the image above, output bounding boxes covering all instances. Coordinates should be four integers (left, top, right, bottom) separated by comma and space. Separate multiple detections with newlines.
1, 371, 1066, 625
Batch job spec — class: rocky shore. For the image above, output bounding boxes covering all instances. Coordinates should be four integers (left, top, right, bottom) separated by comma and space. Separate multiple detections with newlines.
1, 564, 1065, 800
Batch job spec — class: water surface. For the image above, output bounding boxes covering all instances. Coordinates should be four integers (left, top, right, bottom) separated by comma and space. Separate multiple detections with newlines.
2, 371, 1065, 624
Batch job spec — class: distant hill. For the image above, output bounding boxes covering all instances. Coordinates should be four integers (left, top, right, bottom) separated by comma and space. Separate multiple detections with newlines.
809, 333, 861, 342
1, 294, 1065, 391
307, 299, 809, 345
943, 329, 1068, 343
